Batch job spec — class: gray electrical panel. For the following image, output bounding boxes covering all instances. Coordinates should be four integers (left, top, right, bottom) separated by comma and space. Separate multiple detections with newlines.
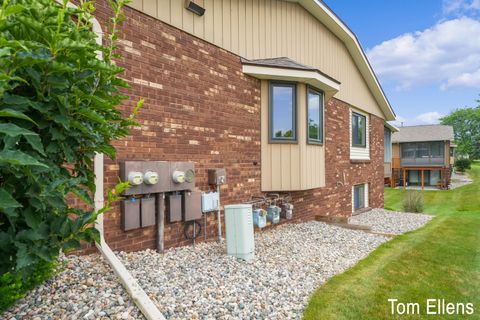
183, 191, 202, 221
121, 198, 141, 231
168, 194, 183, 222
141, 197, 156, 227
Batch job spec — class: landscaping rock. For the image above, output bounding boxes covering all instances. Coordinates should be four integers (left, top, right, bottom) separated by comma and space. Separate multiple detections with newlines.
117, 221, 392, 319
2, 209, 431, 320
2, 254, 145, 320
349, 208, 432, 235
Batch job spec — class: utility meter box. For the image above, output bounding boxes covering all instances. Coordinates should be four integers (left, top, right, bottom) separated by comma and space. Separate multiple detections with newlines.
208, 168, 226, 185
183, 191, 202, 221
143, 161, 170, 193
121, 198, 141, 231
120, 162, 144, 195
120, 161, 170, 195
168, 194, 182, 223
140, 197, 156, 227
225, 204, 254, 261
169, 162, 195, 191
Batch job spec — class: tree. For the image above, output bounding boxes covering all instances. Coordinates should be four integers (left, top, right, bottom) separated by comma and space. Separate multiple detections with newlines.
0, 0, 140, 286
441, 102, 480, 160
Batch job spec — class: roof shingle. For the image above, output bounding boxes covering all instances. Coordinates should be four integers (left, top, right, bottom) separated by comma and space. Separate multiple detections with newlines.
392, 125, 454, 143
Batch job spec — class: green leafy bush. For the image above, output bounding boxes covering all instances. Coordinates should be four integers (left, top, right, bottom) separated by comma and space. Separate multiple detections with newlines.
455, 158, 472, 172
0, 0, 140, 285
403, 191, 424, 213
0, 260, 55, 311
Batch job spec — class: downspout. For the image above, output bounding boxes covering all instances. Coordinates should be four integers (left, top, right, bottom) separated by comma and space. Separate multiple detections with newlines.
94, 154, 164, 320
77, 5, 165, 319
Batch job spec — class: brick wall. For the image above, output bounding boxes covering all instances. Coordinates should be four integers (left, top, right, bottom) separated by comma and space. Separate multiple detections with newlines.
80, 2, 384, 253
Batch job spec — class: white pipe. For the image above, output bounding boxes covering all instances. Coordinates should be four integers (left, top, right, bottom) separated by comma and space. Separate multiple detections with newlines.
62, 2, 166, 318
94, 154, 165, 320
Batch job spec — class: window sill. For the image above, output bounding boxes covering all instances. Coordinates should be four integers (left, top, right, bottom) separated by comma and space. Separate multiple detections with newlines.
350, 159, 371, 164
268, 139, 298, 145
352, 207, 371, 216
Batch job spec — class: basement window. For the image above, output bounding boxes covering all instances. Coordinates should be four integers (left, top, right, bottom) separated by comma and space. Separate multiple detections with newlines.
269, 82, 297, 143
353, 184, 367, 211
307, 87, 324, 144
352, 112, 366, 147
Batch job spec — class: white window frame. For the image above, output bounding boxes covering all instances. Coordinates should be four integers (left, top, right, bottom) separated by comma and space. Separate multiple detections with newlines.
352, 183, 369, 213
349, 108, 370, 160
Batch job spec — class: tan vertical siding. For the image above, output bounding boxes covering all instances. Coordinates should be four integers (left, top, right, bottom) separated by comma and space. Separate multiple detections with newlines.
260, 81, 325, 191
127, 0, 385, 118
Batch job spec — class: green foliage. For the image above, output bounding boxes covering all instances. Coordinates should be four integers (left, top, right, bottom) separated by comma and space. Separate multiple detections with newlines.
0, 259, 55, 311
455, 158, 472, 172
0, 0, 141, 280
402, 190, 424, 213
441, 104, 480, 159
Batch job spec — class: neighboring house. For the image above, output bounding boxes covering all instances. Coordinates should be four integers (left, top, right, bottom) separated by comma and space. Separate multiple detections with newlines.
85, 0, 396, 253
384, 123, 399, 182
391, 125, 455, 190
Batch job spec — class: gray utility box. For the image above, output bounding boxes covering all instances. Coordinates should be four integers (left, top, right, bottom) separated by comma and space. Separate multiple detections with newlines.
141, 197, 156, 227
121, 198, 140, 231
183, 191, 202, 221
168, 194, 183, 223
208, 168, 226, 185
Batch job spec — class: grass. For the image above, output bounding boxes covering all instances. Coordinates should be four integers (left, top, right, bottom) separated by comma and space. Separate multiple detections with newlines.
303, 161, 480, 319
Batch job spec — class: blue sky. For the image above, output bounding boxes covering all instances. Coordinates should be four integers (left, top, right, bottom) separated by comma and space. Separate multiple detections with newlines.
325, 0, 480, 126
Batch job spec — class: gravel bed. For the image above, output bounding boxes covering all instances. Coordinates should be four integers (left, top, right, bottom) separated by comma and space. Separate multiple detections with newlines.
2, 209, 431, 320
349, 208, 433, 235
117, 222, 390, 320
2, 254, 144, 320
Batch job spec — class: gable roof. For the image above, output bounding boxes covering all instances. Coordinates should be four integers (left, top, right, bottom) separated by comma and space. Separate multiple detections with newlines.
289, 0, 396, 121
392, 125, 455, 143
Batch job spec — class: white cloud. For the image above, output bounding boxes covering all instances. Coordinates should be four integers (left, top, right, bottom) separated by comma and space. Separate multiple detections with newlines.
443, 0, 480, 16
391, 112, 444, 127
367, 17, 480, 90
443, 68, 480, 88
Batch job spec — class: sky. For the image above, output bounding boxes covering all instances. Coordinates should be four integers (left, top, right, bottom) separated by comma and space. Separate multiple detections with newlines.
324, 0, 480, 127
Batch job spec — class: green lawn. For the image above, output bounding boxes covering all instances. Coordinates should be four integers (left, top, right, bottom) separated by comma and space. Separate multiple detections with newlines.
304, 162, 480, 319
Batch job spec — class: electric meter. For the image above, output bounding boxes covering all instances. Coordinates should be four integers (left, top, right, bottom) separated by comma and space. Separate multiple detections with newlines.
185, 169, 195, 183
172, 170, 186, 183
143, 171, 159, 185
128, 171, 143, 186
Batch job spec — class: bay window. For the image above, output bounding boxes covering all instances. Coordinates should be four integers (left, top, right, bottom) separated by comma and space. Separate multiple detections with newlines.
307, 87, 323, 144
269, 82, 296, 142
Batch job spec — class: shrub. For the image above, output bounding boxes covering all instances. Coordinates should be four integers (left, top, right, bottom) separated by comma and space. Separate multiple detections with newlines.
0, 0, 140, 287
0, 260, 55, 311
455, 158, 472, 172
403, 191, 424, 213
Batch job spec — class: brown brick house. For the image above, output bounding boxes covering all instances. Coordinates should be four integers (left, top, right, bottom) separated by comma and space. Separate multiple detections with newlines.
87, 0, 396, 253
